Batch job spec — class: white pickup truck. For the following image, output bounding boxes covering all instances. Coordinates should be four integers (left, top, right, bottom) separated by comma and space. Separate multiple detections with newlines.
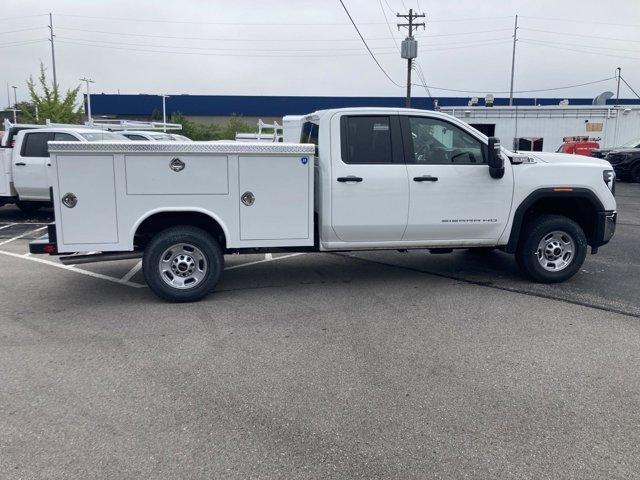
1, 125, 128, 213
30, 107, 617, 302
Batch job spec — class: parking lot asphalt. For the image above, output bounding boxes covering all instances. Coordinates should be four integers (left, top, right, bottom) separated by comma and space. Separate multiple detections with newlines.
1, 183, 639, 479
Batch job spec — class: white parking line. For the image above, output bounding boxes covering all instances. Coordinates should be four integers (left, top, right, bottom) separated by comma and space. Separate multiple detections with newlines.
0, 249, 146, 288
0, 226, 47, 246
0, 223, 17, 231
120, 260, 143, 283
224, 252, 304, 271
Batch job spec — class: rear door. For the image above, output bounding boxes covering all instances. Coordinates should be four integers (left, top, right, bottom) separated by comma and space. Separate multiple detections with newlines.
401, 115, 513, 242
330, 114, 409, 242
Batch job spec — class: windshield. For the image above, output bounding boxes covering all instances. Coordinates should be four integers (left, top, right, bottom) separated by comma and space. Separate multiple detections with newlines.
620, 137, 640, 148
80, 132, 130, 141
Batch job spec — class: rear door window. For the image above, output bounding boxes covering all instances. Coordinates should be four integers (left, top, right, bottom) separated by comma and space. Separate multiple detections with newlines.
21, 132, 54, 157
340, 116, 398, 164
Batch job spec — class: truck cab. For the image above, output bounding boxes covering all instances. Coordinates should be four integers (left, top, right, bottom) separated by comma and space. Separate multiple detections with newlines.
32, 108, 617, 302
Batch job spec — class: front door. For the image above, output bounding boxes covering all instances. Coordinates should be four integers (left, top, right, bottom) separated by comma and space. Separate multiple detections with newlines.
330, 114, 409, 242
401, 115, 513, 242
14, 132, 80, 201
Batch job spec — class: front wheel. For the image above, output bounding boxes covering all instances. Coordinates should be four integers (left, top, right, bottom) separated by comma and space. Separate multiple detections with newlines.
632, 164, 640, 183
143, 226, 223, 302
515, 214, 587, 283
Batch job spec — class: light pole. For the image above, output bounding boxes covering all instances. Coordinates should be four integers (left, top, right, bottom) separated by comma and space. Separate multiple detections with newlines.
161, 94, 169, 132
80, 77, 95, 124
11, 86, 17, 123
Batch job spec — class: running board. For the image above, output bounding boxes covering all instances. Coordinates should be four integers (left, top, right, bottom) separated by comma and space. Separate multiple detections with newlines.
59, 251, 143, 265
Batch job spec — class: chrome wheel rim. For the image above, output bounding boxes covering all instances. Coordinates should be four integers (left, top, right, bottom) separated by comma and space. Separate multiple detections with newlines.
159, 243, 207, 289
536, 230, 575, 272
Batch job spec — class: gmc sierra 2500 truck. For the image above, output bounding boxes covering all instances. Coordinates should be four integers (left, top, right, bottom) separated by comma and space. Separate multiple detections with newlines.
30, 107, 617, 302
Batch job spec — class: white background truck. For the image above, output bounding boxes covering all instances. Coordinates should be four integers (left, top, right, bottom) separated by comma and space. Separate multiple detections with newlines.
30, 107, 617, 302
1, 125, 128, 213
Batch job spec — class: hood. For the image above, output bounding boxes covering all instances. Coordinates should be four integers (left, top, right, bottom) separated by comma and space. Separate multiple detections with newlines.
608, 148, 640, 155
530, 151, 611, 168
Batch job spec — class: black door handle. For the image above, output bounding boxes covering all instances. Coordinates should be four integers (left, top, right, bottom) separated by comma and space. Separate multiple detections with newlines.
337, 176, 363, 183
14, 162, 26, 166
413, 175, 438, 182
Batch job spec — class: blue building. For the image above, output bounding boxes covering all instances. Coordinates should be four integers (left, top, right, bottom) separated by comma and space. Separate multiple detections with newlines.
86, 93, 640, 125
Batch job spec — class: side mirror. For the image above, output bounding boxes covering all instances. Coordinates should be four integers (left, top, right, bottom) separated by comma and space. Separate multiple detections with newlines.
487, 137, 504, 179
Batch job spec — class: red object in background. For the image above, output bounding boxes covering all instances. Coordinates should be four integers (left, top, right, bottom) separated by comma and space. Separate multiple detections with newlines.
557, 137, 600, 157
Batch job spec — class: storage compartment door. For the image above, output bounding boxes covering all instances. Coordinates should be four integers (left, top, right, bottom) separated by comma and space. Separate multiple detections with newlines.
239, 156, 310, 241
57, 155, 118, 245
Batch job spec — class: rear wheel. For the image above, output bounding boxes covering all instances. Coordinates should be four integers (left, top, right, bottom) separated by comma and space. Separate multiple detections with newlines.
632, 164, 640, 183
143, 226, 223, 302
515, 214, 587, 283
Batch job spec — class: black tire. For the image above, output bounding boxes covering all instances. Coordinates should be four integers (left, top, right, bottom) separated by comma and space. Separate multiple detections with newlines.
632, 164, 640, 183
142, 226, 223, 302
515, 214, 587, 283
16, 201, 43, 215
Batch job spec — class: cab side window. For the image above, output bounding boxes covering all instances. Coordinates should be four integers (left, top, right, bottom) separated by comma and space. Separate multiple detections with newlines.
341, 116, 395, 164
21, 132, 54, 157
407, 117, 486, 165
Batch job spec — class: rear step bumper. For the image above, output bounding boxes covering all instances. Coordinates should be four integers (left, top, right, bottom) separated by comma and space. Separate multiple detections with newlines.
29, 224, 58, 254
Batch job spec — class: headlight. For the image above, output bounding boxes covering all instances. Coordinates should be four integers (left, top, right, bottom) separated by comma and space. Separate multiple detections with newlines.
603, 169, 615, 195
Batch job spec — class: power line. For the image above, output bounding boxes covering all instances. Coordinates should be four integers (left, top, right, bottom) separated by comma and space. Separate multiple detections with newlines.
54, 25, 511, 42
519, 40, 640, 61
55, 39, 397, 57
54, 12, 512, 26
0, 39, 47, 48
411, 76, 616, 95
56, 26, 399, 43
0, 27, 46, 35
520, 37, 640, 53
519, 15, 640, 28
0, 14, 47, 22
620, 76, 640, 100
54, 13, 388, 26
520, 27, 640, 44
55, 36, 401, 52
55, 36, 511, 58
337, 0, 403, 87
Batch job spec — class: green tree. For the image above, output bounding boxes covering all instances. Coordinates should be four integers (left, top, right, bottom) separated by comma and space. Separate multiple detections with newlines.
217, 115, 254, 140
22, 63, 82, 124
171, 113, 221, 141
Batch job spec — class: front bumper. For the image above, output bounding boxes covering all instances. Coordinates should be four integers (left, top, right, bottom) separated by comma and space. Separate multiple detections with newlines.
592, 210, 616, 249
29, 224, 58, 255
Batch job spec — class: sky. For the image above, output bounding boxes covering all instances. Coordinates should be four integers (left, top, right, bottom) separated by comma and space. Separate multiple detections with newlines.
2, 0, 640, 106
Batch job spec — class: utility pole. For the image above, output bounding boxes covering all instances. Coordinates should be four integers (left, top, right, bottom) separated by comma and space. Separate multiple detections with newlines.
397, 8, 425, 108
615, 67, 622, 105
508, 14, 518, 106
11, 85, 17, 109
48, 13, 58, 88
80, 78, 95, 124
161, 94, 169, 131
6, 83, 10, 110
